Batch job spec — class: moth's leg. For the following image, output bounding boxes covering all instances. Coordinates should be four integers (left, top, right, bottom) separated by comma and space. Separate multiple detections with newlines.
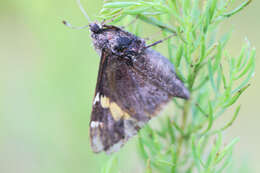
145, 33, 176, 49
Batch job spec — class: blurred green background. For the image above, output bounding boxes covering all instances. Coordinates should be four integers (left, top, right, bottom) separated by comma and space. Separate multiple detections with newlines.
0, 0, 259, 172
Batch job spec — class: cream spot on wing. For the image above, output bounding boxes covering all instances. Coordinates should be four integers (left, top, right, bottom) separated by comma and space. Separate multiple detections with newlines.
100, 95, 110, 108
109, 102, 130, 121
100, 95, 131, 121
93, 92, 100, 105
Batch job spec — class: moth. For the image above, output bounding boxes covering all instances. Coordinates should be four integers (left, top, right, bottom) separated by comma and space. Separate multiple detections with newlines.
88, 22, 190, 154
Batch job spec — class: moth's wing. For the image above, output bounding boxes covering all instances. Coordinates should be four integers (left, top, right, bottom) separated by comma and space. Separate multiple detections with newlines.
90, 101, 139, 154
90, 49, 189, 154
104, 48, 190, 122
90, 52, 142, 154
133, 48, 190, 99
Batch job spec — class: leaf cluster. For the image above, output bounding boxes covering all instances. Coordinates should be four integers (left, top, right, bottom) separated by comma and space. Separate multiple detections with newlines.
99, 0, 255, 173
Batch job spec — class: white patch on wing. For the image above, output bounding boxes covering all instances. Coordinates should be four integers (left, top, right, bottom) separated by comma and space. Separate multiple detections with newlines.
93, 92, 100, 105
90, 121, 102, 128
90, 120, 104, 153
91, 135, 104, 153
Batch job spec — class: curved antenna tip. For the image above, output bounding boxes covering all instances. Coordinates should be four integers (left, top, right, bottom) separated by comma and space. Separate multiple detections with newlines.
62, 20, 67, 25
62, 20, 89, 30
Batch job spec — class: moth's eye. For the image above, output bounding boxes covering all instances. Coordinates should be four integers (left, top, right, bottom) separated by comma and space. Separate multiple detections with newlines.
137, 40, 142, 44
90, 23, 101, 34
115, 37, 132, 51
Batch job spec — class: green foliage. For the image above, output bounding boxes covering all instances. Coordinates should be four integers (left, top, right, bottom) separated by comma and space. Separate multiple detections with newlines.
99, 0, 254, 172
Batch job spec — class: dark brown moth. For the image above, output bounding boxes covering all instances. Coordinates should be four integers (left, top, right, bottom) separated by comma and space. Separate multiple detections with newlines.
89, 22, 190, 154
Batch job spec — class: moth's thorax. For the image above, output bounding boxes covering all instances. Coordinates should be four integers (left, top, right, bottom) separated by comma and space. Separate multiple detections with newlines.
90, 23, 146, 57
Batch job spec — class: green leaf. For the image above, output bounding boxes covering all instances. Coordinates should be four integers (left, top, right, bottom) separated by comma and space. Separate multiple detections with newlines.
198, 35, 206, 64
209, 105, 241, 135
223, 84, 250, 108
155, 159, 175, 167
175, 45, 184, 67
234, 48, 255, 80
223, 0, 252, 18
216, 151, 233, 173
215, 133, 223, 152
232, 66, 254, 94
220, 65, 227, 89
175, 68, 187, 83
104, 2, 141, 8
203, 0, 218, 33
201, 101, 214, 134
138, 15, 177, 34
215, 138, 239, 163
100, 8, 121, 16
236, 46, 246, 69
191, 136, 203, 170
172, 121, 185, 136
221, 105, 240, 131
138, 133, 148, 160
124, 7, 149, 15
193, 76, 209, 91
195, 103, 208, 117
167, 117, 176, 144
209, 0, 218, 21
208, 59, 217, 92
213, 44, 223, 72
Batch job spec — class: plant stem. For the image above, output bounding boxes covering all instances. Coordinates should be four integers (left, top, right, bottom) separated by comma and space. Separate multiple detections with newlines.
175, 64, 199, 168
176, 99, 190, 160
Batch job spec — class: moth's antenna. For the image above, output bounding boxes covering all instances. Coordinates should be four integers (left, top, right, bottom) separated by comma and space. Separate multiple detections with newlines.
62, 20, 89, 29
62, 0, 91, 29
76, 0, 91, 23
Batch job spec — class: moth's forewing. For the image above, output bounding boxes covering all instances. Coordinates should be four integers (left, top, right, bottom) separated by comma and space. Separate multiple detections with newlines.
90, 52, 142, 153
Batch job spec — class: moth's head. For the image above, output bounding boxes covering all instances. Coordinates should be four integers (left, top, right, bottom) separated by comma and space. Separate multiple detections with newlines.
89, 22, 146, 57
89, 23, 102, 34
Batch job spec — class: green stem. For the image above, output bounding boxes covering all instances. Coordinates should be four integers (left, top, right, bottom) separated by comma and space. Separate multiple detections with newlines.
175, 62, 200, 169
176, 100, 190, 159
